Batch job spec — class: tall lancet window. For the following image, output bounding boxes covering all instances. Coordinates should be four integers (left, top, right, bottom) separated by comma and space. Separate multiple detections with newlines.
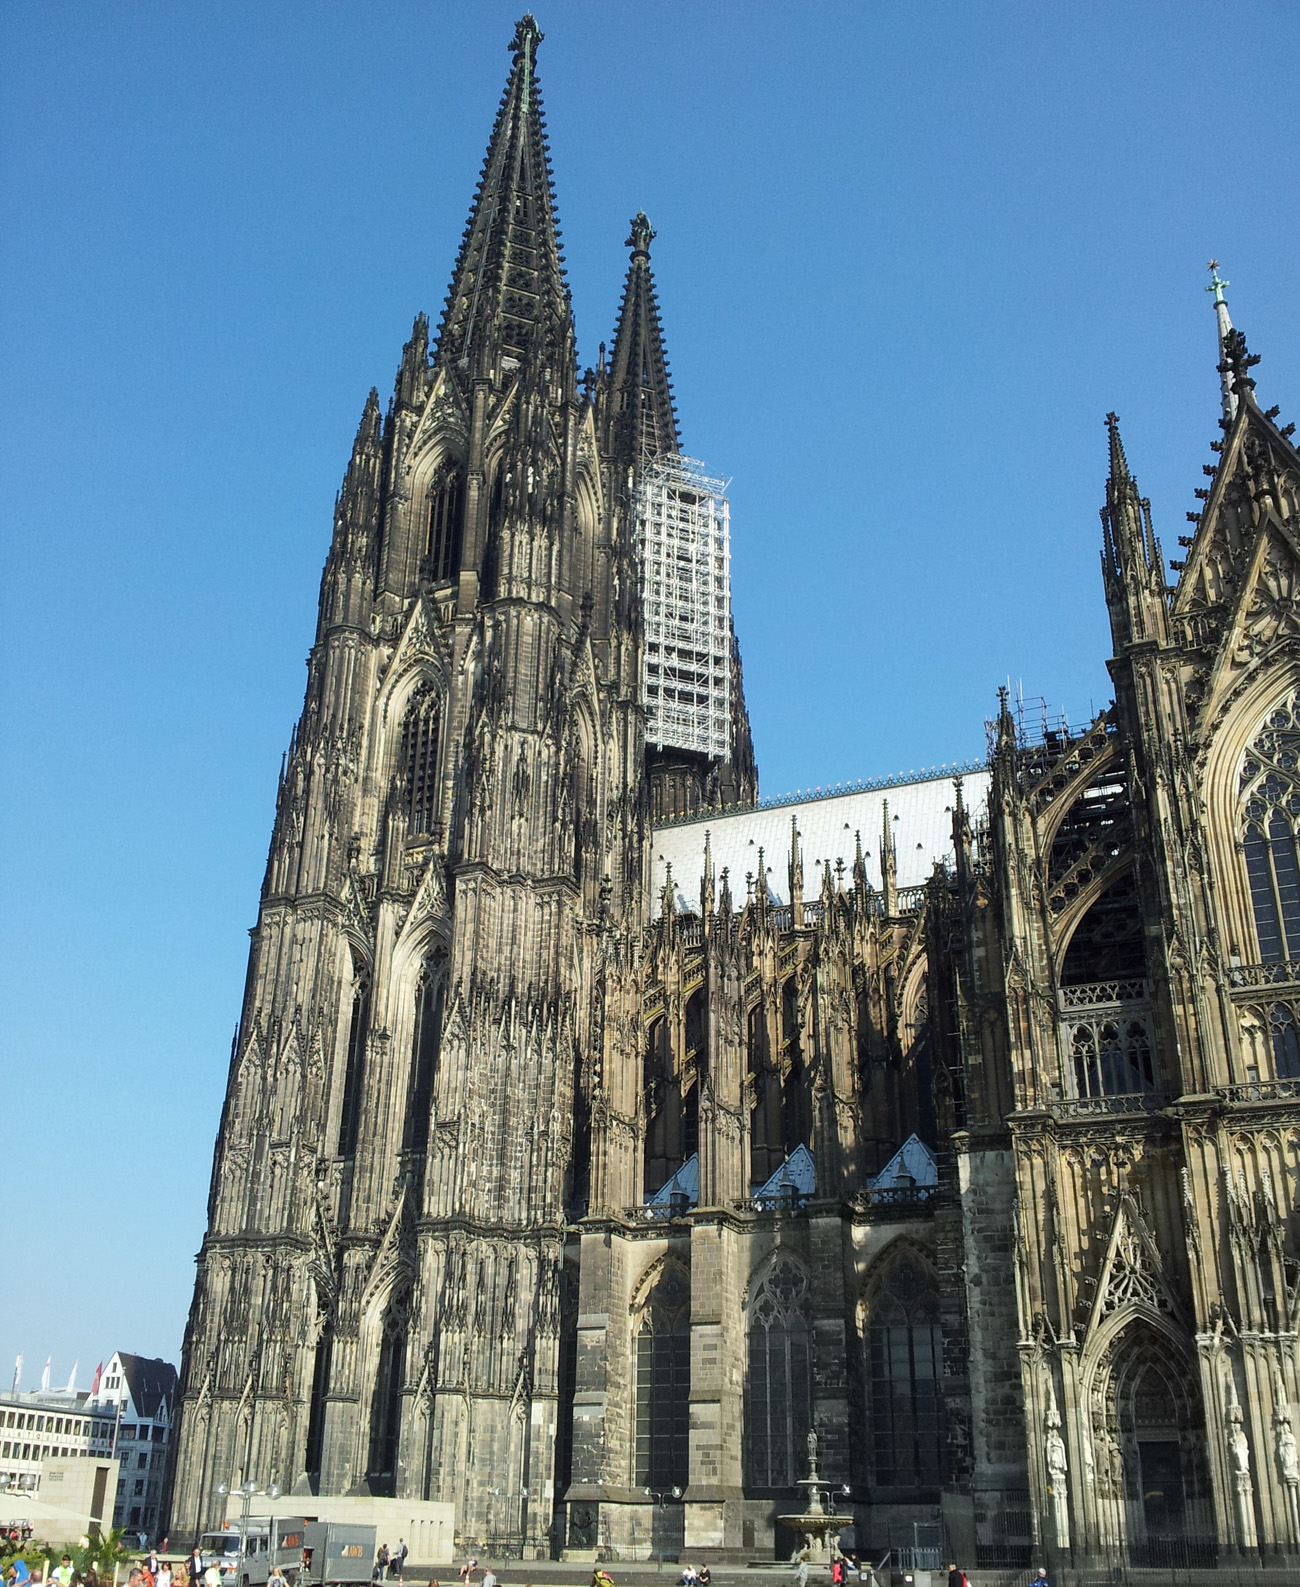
863, 1247, 944, 1490
424, 464, 464, 585
337, 960, 370, 1157
366, 1286, 409, 1498
634, 1262, 690, 1489
1241, 694, 1300, 964
402, 961, 445, 1154
745, 1255, 812, 1490
400, 689, 441, 836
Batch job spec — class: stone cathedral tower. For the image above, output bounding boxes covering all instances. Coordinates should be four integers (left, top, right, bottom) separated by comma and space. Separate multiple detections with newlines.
169, 15, 749, 1544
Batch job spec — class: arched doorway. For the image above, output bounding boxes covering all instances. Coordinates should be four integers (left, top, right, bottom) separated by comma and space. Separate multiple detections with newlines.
1088, 1323, 1213, 1566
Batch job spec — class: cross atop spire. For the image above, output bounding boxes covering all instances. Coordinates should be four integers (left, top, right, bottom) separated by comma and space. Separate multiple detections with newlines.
434, 15, 573, 380
1207, 259, 1237, 423
606, 211, 681, 471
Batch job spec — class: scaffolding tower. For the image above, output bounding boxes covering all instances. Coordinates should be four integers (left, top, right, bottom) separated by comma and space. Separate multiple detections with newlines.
635, 452, 733, 759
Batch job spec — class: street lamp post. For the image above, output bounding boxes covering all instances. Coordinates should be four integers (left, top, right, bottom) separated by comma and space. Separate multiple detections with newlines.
214, 1479, 282, 1584
643, 1486, 682, 1572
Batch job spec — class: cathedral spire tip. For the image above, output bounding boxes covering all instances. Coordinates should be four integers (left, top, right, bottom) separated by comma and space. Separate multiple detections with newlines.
606, 211, 680, 465
1207, 259, 1238, 422
1104, 411, 1129, 482
433, 11, 570, 378
627, 212, 655, 260
510, 14, 543, 62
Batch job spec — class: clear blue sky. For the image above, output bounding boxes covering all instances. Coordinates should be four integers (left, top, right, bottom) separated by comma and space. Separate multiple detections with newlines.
2, 1, 1297, 1385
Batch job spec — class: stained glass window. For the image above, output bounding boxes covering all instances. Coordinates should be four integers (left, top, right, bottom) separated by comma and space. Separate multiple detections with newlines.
865, 1251, 943, 1489
745, 1257, 812, 1489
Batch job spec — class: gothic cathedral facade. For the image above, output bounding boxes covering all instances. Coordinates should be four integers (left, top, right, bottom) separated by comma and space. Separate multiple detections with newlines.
169, 16, 1300, 1570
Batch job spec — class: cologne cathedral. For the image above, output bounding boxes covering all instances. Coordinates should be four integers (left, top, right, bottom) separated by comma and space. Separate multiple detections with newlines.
169, 15, 1300, 1572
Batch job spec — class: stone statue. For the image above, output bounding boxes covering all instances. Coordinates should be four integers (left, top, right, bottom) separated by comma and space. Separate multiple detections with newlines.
806, 1426, 820, 1476
1046, 1419, 1068, 1485
1043, 1381, 1070, 1551
1222, 1367, 1258, 1548
1278, 1418, 1300, 1485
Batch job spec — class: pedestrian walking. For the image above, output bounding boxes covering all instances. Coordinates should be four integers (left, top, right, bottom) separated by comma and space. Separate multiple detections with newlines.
373, 1547, 388, 1584
795, 1552, 810, 1587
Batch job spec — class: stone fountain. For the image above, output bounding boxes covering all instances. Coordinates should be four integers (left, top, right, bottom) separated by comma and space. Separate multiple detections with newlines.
778, 1430, 855, 1564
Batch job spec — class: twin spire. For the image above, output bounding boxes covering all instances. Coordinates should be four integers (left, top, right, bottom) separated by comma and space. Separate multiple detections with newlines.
433, 16, 681, 458
434, 15, 572, 377
607, 212, 681, 464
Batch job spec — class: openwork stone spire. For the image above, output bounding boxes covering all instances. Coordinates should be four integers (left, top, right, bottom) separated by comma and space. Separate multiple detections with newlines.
434, 15, 573, 378
607, 211, 680, 470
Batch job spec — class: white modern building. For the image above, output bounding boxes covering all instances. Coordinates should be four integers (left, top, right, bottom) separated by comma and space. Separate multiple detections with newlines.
0, 1352, 177, 1542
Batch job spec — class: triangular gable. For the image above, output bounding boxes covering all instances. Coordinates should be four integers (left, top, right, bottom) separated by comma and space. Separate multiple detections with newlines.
1168, 396, 1300, 644
385, 590, 453, 694
647, 1152, 700, 1208
872, 1133, 938, 1190
1198, 520, 1300, 726
752, 1143, 817, 1205
1172, 402, 1263, 621
1086, 1191, 1185, 1341
408, 364, 470, 464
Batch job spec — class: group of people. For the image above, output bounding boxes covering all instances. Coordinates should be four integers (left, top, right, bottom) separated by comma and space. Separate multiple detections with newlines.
6, 1554, 99, 1587
676, 1565, 712, 1585
371, 1542, 409, 1582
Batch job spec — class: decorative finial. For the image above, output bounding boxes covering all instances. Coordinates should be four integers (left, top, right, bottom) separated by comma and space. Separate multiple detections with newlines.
627, 212, 655, 260
511, 14, 543, 64
1206, 259, 1229, 306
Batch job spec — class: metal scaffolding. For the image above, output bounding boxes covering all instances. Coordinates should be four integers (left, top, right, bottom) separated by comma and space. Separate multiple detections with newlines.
635, 452, 733, 759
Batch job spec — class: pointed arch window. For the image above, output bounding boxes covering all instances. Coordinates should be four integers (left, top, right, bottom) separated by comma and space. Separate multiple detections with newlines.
366, 1287, 409, 1498
863, 1249, 944, 1490
1268, 1002, 1300, 1079
399, 689, 442, 837
1241, 695, 1300, 963
424, 465, 464, 585
402, 961, 445, 1153
304, 1324, 333, 1481
634, 1263, 690, 1489
745, 1256, 812, 1490
337, 963, 370, 1157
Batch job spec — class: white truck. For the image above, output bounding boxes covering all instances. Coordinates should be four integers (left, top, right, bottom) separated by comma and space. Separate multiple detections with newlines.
198, 1518, 312, 1587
